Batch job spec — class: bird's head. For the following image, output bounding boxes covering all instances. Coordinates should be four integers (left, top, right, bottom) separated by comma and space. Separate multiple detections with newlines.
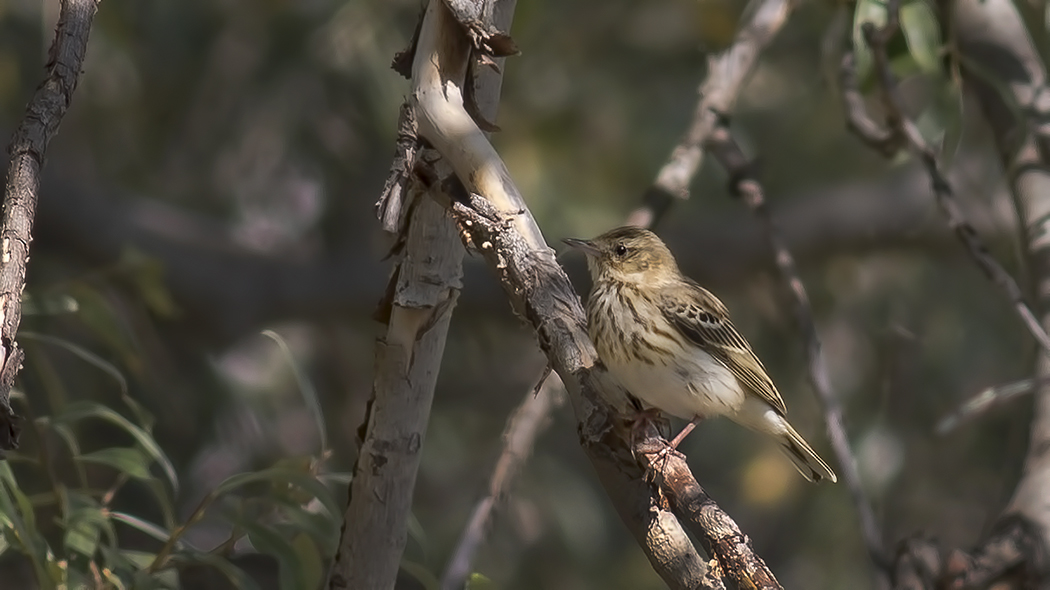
563, 226, 679, 286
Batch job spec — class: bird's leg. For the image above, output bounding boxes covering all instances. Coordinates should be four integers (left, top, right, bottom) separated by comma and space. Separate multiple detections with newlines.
627, 407, 663, 448
649, 416, 702, 472
665, 418, 699, 451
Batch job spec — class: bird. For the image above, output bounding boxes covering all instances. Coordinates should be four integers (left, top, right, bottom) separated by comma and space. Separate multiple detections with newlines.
564, 226, 837, 483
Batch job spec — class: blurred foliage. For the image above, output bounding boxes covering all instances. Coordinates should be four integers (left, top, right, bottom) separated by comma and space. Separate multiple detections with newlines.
0, 0, 1045, 588
3, 306, 344, 588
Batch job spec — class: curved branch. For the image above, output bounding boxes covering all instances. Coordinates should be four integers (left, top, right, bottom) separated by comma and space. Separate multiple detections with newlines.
0, 0, 100, 454
705, 126, 890, 581
628, 0, 791, 228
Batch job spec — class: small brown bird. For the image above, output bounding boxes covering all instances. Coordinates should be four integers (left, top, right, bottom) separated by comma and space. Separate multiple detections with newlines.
565, 226, 836, 483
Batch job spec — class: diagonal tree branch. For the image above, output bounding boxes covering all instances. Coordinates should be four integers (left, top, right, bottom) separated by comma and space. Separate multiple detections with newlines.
627, 0, 791, 228
443, 0, 795, 584
846, 0, 1050, 586
705, 125, 890, 583
405, 1, 783, 584
844, 0, 1050, 357
445, 185, 774, 588
0, 0, 101, 455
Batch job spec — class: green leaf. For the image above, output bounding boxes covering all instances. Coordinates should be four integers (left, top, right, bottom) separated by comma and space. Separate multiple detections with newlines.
78, 447, 153, 480
213, 467, 339, 521
170, 551, 262, 590
100, 546, 177, 589
0, 461, 38, 535
143, 478, 177, 530
22, 293, 79, 316
292, 534, 323, 590
64, 506, 109, 557
109, 512, 173, 545
246, 522, 306, 590
273, 499, 339, 555
263, 330, 327, 454
61, 491, 117, 553
21, 331, 130, 401
899, 0, 941, 73
54, 401, 178, 493
852, 0, 887, 85
467, 572, 497, 590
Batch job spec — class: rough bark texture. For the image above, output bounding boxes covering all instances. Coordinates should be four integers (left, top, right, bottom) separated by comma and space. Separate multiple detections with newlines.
0, 0, 100, 455
446, 187, 778, 588
948, 0, 1050, 585
327, 0, 472, 586
328, 197, 463, 590
870, 0, 1050, 586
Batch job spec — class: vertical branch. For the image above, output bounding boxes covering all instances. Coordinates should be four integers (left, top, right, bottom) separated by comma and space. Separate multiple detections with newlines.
0, 0, 101, 454
844, 0, 1050, 585
327, 1, 470, 587
942, 0, 1050, 585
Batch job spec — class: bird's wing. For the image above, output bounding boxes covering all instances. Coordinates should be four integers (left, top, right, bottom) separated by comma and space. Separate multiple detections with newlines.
661, 280, 787, 415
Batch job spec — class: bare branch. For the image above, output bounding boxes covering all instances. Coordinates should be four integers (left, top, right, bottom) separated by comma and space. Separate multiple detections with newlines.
846, 0, 1050, 356
936, 377, 1047, 434
443, 0, 799, 582
0, 0, 101, 454
327, 1, 469, 586
441, 372, 563, 590
705, 125, 891, 581
627, 0, 792, 228
633, 431, 781, 589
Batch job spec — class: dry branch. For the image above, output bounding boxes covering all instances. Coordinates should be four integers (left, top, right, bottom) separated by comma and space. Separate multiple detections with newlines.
0, 0, 101, 454
446, 185, 777, 588
327, 1, 469, 587
628, 0, 791, 228
443, 0, 797, 583
705, 126, 890, 581
844, 2, 1050, 357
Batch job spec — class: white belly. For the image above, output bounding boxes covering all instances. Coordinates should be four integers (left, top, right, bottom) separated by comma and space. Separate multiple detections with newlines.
606, 346, 747, 421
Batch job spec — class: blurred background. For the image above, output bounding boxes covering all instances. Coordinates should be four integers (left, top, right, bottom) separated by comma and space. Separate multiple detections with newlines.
0, 0, 1042, 588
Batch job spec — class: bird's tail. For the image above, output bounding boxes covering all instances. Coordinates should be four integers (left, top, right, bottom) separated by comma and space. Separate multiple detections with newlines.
778, 423, 837, 483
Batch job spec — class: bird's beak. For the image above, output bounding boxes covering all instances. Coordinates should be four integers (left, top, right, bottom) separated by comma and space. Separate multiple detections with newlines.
562, 238, 601, 257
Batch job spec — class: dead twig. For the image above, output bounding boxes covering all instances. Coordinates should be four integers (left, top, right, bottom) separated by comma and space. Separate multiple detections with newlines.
705, 125, 891, 581
845, 0, 1050, 356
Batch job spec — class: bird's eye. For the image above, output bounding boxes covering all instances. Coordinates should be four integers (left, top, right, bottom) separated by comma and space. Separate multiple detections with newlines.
614, 244, 628, 257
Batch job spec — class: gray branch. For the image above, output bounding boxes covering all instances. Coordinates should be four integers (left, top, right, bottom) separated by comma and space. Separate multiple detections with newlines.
0, 0, 101, 454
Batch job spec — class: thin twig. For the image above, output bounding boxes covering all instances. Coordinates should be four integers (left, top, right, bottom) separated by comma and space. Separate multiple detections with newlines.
0, 0, 101, 455
441, 373, 563, 590
442, 0, 796, 583
627, 0, 792, 228
936, 377, 1050, 434
846, 2, 1050, 356
705, 126, 891, 581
